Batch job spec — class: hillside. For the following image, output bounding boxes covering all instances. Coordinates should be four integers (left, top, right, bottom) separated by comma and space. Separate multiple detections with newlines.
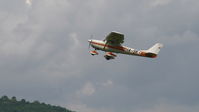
0, 96, 74, 112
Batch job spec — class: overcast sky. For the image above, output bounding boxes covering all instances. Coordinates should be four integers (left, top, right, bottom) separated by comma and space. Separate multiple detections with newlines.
0, 0, 199, 112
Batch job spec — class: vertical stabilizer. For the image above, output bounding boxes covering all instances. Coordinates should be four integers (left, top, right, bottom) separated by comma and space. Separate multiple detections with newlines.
147, 43, 163, 54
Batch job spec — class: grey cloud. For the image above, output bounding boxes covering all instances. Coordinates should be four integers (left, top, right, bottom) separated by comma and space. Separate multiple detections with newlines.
0, 0, 199, 112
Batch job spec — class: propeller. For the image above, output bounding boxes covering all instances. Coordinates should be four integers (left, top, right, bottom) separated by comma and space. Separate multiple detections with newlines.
88, 35, 93, 49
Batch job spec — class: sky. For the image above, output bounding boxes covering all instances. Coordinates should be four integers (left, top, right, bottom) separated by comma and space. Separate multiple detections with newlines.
0, 0, 199, 112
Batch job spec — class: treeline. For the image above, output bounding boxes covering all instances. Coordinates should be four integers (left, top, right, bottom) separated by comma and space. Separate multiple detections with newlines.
0, 96, 74, 112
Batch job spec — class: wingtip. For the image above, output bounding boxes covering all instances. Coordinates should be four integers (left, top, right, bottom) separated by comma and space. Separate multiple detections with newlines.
111, 31, 123, 35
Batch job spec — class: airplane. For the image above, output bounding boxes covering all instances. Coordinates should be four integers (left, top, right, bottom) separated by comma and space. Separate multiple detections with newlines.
88, 31, 163, 60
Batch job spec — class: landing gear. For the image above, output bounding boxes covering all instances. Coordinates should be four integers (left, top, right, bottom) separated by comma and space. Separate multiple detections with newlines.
103, 52, 117, 60
104, 55, 114, 60
89, 50, 99, 56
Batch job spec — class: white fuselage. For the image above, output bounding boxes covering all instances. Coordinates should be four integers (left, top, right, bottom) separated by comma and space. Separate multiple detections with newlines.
89, 39, 141, 56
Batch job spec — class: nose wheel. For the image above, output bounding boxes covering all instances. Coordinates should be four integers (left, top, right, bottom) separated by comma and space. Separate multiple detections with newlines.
90, 50, 99, 56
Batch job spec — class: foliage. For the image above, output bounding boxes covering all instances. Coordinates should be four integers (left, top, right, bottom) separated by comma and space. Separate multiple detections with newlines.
0, 95, 74, 112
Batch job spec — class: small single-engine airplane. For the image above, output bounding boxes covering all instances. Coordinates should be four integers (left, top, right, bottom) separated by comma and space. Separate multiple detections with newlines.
88, 31, 163, 60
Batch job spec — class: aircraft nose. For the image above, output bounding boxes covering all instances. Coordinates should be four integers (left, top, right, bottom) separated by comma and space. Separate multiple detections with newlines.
88, 39, 91, 42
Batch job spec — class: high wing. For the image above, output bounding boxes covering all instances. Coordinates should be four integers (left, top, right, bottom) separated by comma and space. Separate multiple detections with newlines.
104, 31, 124, 45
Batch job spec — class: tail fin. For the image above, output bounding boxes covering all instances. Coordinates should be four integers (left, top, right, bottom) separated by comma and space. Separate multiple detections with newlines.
147, 43, 163, 54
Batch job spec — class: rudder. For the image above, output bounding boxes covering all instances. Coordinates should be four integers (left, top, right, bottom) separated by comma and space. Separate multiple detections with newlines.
147, 43, 163, 54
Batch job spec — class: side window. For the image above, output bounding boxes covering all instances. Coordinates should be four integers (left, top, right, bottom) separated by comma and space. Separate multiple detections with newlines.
131, 49, 138, 54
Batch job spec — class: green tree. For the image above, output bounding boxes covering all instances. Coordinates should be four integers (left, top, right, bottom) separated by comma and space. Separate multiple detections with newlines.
0, 96, 73, 112
11, 96, 17, 102
20, 99, 26, 103
1, 95, 9, 101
